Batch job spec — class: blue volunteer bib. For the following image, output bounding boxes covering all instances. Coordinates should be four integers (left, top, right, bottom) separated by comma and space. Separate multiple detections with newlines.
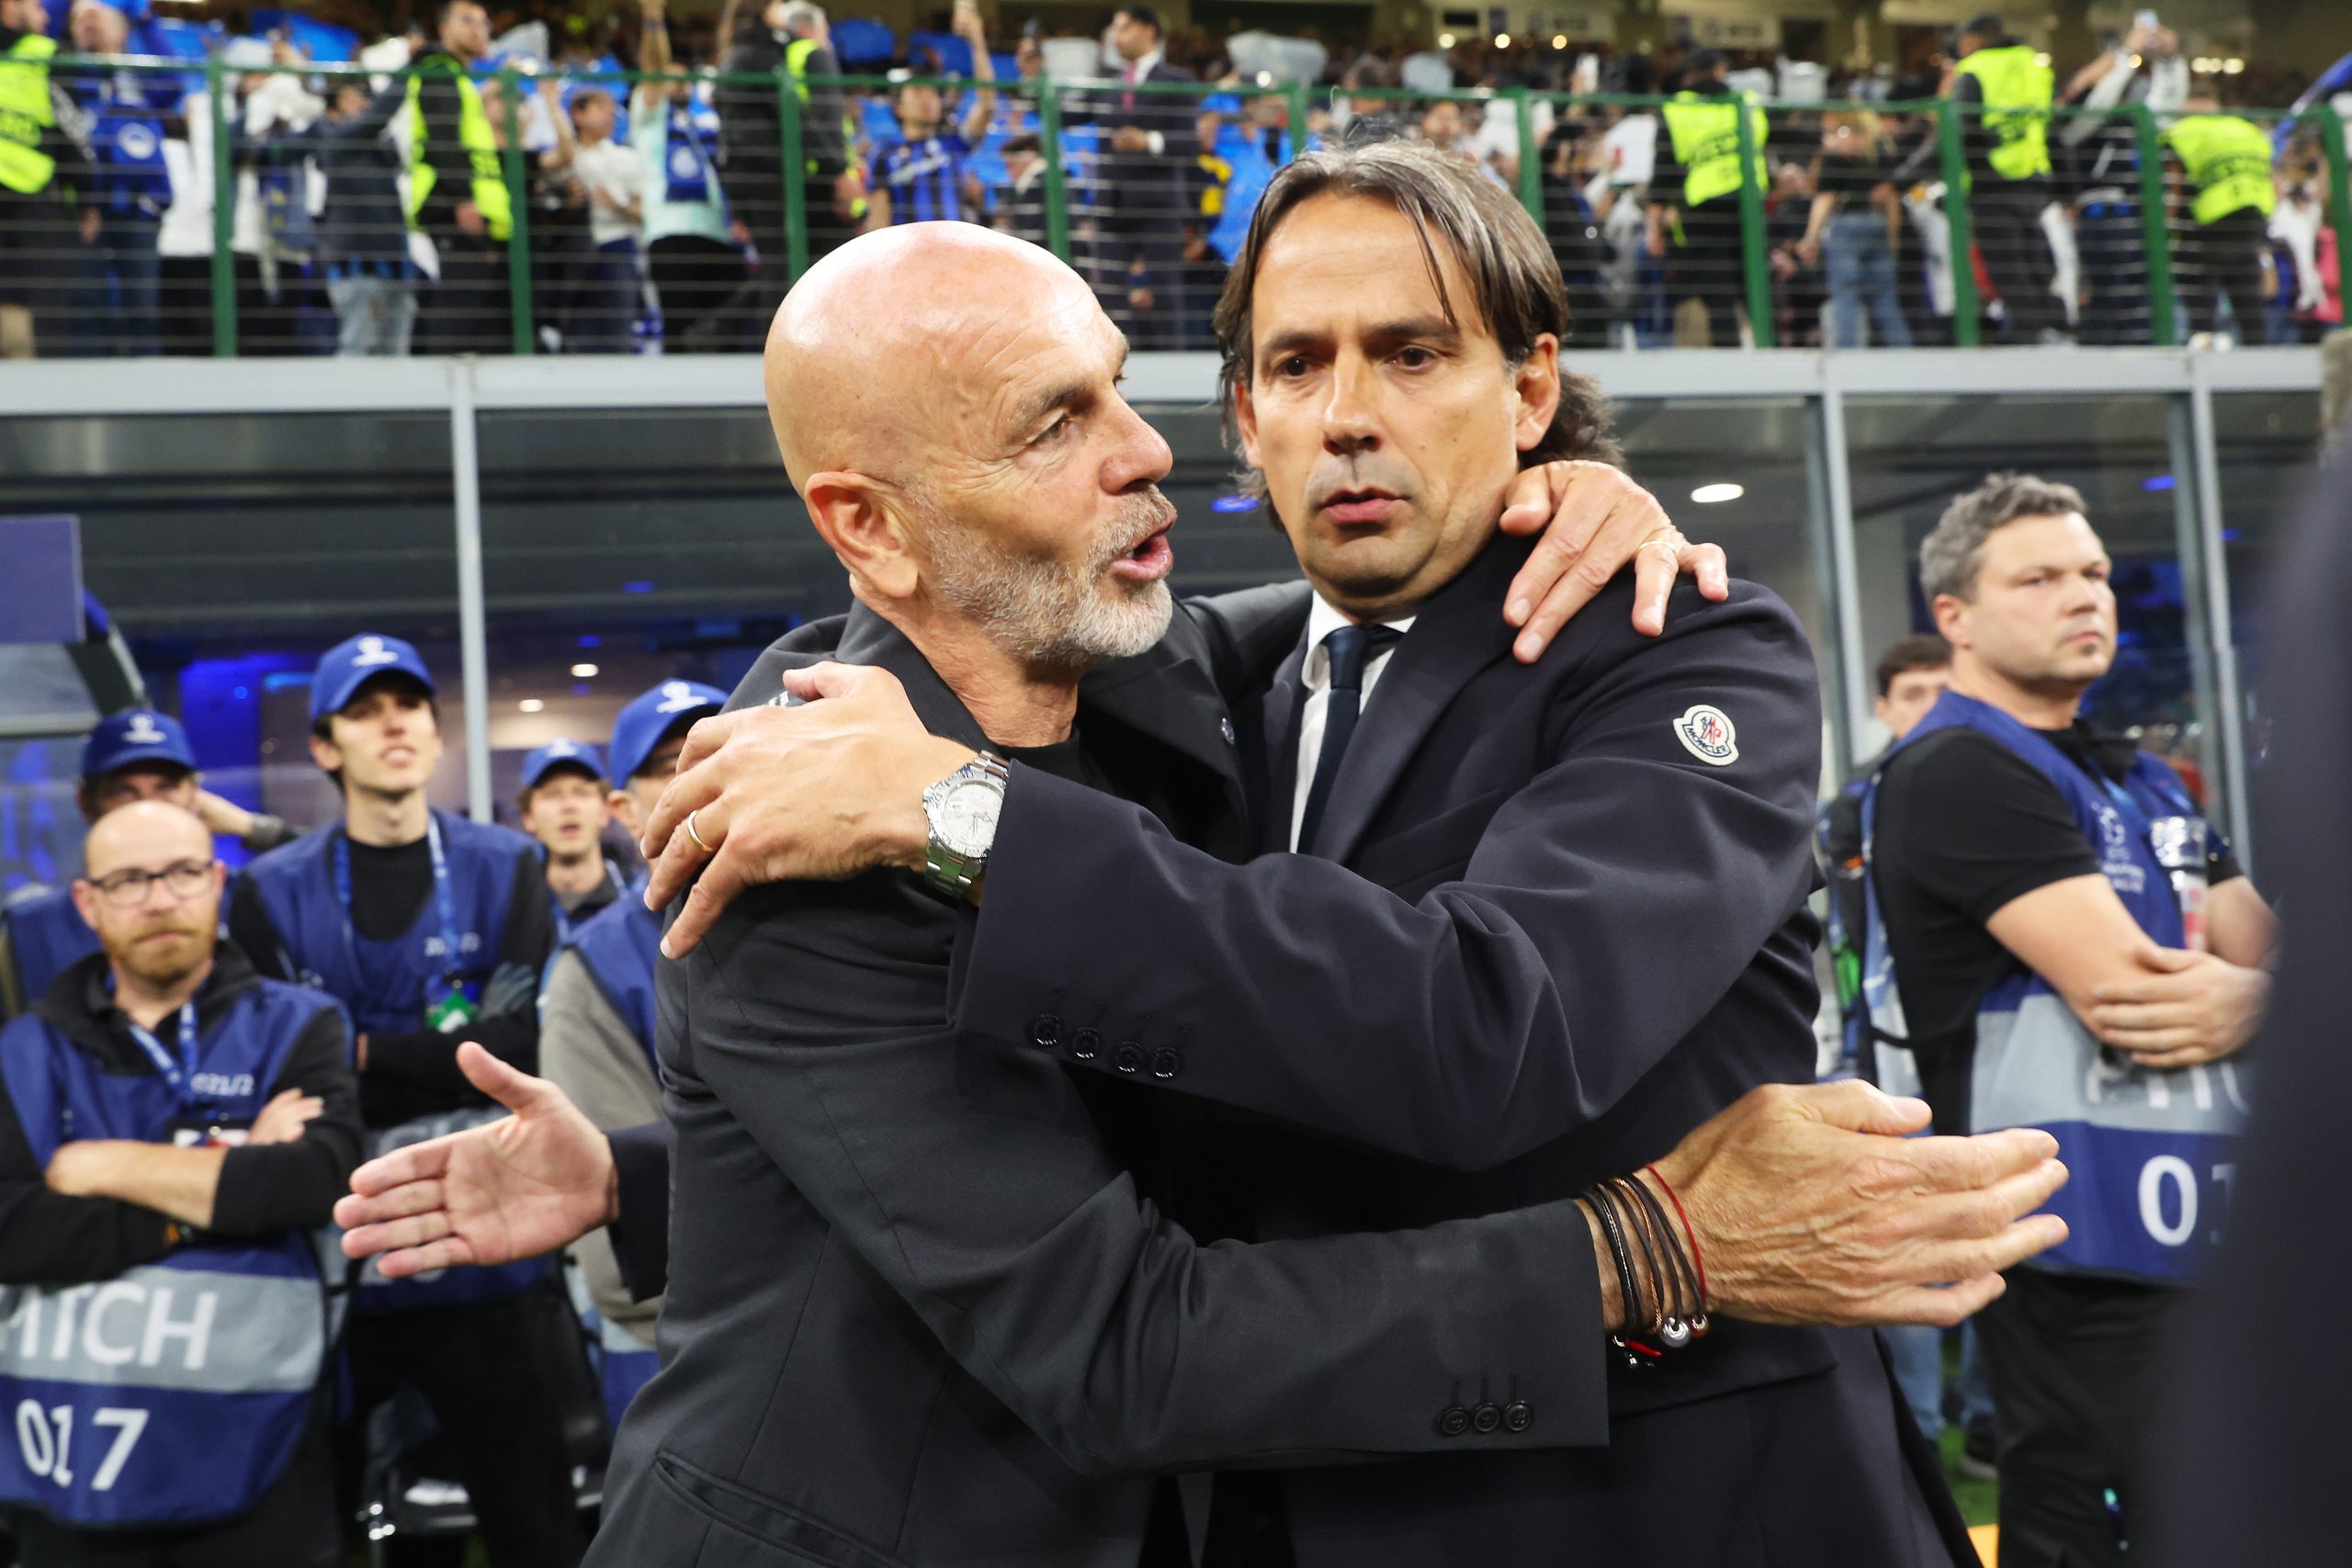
562, 886, 660, 1080
0, 979, 338, 1527
1860, 691, 2247, 1284
244, 812, 548, 1310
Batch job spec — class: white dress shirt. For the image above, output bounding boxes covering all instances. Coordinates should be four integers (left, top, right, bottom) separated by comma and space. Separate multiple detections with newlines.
1290, 593, 1417, 852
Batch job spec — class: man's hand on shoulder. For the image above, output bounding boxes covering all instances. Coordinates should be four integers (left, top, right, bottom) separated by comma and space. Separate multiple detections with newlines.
639, 664, 975, 957
1496, 459, 1730, 661
1645, 1079, 2069, 1328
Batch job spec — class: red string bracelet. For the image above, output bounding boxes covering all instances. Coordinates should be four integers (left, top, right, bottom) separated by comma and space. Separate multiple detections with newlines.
1644, 1164, 1708, 1309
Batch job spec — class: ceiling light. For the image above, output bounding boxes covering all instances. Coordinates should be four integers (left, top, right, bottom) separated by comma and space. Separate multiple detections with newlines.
571, 662, 599, 678
1494, 32, 1510, 48
518, 698, 545, 713
1690, 483, 1745, 504
2222, 58, 2245, 74
1553, 35, 1568, 50
1438, 32, 1456, 48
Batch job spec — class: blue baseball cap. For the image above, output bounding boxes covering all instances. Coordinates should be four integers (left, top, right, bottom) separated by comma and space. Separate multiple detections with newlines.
520, 738, 608, 792
310, 633, 435, 725
81, 708, 198, 780
608, 679, 729, 784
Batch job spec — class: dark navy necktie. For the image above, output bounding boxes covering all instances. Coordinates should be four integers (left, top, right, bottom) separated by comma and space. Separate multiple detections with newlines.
1297, 623, 1401, 855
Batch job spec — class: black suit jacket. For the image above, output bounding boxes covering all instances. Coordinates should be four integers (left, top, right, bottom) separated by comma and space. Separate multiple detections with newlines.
957, 536, 1974, 1566
588, 600, 1609, 1568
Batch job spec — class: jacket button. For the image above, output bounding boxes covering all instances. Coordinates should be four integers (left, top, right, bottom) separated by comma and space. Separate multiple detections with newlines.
1502, 1401, 1534, 1433
1069, 1027, 1102, 1061
1470, 1403, 1502, 1434
1028, 1013, 1063, 1048
1149, 1046, 1182, 1079
1436, 1406, 1471, 1438
1114, 1042, 1145, 1074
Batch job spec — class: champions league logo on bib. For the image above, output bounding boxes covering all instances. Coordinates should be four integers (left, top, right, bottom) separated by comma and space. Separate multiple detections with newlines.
352, 637, 401, 668
1673, 705, 1738, 765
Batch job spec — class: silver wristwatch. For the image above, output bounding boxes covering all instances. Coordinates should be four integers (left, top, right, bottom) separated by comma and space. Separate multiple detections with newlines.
921, 751, 1011, 897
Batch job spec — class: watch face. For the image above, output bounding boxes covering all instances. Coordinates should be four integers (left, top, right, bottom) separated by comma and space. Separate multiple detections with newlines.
935, 778, 1003, 858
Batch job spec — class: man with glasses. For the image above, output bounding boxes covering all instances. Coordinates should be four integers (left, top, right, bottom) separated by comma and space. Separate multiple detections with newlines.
2, 708, 301, 1021
537, 679, 725, 1427
228, 634, 586, 1568
0, 799, 359, 1565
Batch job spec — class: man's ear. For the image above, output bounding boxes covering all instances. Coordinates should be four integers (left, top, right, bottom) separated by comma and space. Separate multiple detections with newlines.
1234, 379, 1263, 472
308, 730, 343, 774
804, 472, 922, 602
606, 788, 641, 838
68, 879, 100, 933
1930, 592, 1971, 649
1511, 334, 1562, 455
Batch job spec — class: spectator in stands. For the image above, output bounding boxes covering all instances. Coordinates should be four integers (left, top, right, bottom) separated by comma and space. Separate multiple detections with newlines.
1648, 48, 1763, 347
629, 0, 741, 352
865, 0, 993, 228
0, 0, 96, 359
1334, 54, 1408, 145
291, 76, 417, 356
2165, 80, 2276, 347
409, 0, 513, 355
991, 130, 1046, 246
1088, 5, 1199, 347
1797, 108, 1913, 348
559, 86, 646, 351
2058, 21, 2184, 344
0, 801, 360, 1567
715, 0, 859, 348
1899, 13, 2065, 342
59, 0, 166, 358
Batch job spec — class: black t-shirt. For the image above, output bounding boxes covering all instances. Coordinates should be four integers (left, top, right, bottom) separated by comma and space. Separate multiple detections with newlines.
1871, 721, 2240, 1122
1815, 146, 1889, 203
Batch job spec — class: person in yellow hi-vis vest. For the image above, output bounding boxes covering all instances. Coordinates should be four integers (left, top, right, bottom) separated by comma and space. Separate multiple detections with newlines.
407, 0, 514, 354
1643, 48, 1762, 346
713, 0, 860, 350
2164, 84, 2278, 345
0, 0, 97, 359
1941, 13, 2065, 340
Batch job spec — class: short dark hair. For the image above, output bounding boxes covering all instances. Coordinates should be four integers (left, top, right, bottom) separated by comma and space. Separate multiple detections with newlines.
1212, 138, 1620, 499
1685, 48, 1726, 77
1962, 13, 2007, 42
1114, 6, 1162, 40
1873, 634, 1952, 697
1918, 471, 2089, 603
1001, 133, 1042, 156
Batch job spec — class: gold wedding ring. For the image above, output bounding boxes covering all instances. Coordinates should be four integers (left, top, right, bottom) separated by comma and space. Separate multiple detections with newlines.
684, 809, 715, 854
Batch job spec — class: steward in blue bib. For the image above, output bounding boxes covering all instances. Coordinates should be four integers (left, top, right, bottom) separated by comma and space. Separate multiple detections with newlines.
1861, 690, 2245, 1284
234, 809, 553, 1311
0, 944, 359, 1532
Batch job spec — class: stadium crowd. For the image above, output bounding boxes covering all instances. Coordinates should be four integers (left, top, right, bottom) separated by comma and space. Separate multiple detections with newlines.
0, 0, 2342, 355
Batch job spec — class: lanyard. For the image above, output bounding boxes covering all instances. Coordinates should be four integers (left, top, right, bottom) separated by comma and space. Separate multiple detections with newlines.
123, 998, 200, 1098
332, 814, 466, 1005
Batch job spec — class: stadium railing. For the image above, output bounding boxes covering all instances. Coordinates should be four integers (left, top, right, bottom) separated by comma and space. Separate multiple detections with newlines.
23, 54, 2352, 357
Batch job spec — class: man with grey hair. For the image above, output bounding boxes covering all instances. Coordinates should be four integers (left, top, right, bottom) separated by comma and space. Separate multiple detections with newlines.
1862, 470, 2278, 1568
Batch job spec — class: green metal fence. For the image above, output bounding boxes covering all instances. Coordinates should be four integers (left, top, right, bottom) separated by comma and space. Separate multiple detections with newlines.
28, 53, 2352, 357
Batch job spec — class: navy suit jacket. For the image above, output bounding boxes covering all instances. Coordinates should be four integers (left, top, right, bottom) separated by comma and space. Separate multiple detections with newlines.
957, 534, 1974, 1566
